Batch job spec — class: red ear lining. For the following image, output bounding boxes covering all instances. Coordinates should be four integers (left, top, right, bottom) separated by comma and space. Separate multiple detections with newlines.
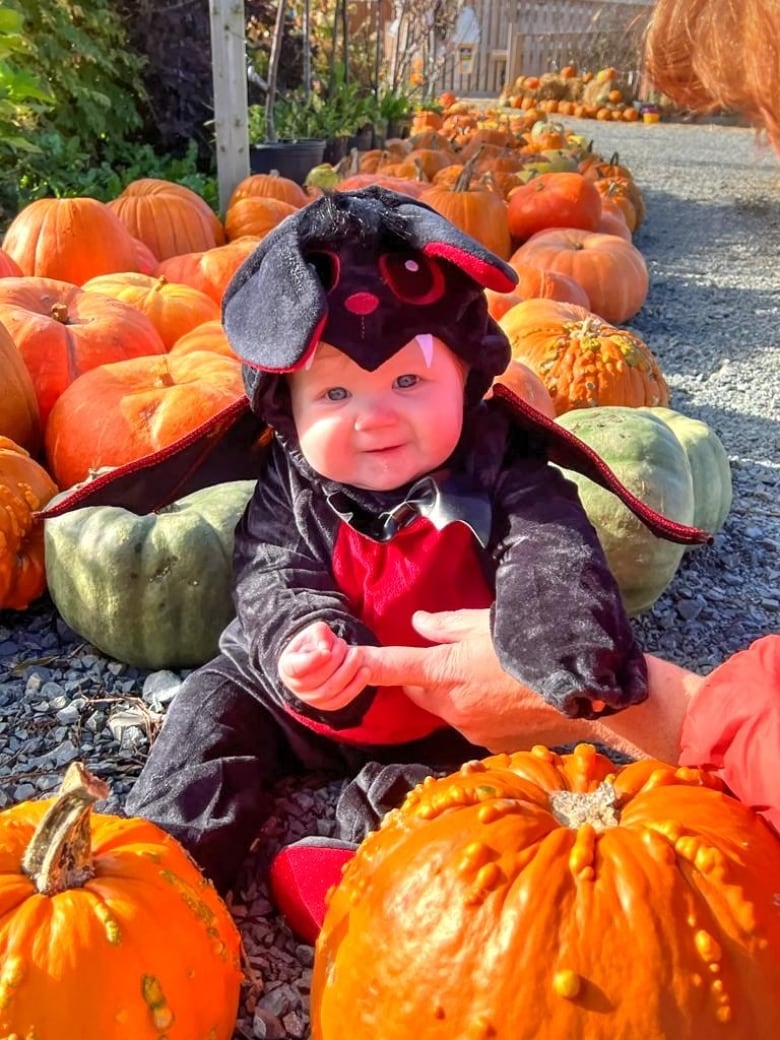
422, 242, 517, 293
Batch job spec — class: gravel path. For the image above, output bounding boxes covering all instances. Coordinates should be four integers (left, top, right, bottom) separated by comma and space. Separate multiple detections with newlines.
0, 120, 778, 1038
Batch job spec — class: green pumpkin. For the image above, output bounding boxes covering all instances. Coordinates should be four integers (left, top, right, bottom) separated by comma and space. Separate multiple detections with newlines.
555, 407, 695, 615
641, 406, 732, 538
44, 480, 256, 669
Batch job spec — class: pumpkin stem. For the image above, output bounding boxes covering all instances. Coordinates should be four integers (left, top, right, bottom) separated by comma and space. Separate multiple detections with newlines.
50, 301, 69, 325
21, 762, 109, 895
454, 148, 482, 192
549, 781, 619, 830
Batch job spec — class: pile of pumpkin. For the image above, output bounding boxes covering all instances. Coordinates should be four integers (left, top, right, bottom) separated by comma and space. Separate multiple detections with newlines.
497, 63, 646, 122
0, 124, 730, 671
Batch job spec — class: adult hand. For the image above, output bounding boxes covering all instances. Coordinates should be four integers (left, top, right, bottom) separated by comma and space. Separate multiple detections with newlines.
360, 608, 703, 762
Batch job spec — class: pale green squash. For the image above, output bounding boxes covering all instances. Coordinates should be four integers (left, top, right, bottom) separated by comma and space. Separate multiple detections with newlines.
642, 406, 732, 538
44, 480, 256, 669
555, 407, 695, 615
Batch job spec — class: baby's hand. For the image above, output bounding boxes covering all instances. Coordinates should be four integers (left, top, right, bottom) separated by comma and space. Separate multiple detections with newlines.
278, 621, 369, 711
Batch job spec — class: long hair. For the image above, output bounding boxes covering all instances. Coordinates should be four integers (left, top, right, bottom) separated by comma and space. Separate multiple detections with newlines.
644, 0, 780, 152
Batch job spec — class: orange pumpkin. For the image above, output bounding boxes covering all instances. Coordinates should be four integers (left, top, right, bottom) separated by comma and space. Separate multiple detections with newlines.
0, 763, 242, 1037
312, 743, 780, 1040
488, 359, 556, 418
484, 287, 525, 321
2, 197, 141, 284
224, 196, 298, 242
227, 171, 309, 210
169, 319, 235, 358
0, 319, 41, 455
509, 263, 591, 307
0, 436, 58, 609
335, 174, 430, 199
0, 248, 22, 278
156, 237, 263, 303
508, 228, 649, 324
81, 272, 220, 350
108, 180, 224, 261
498, 297, 669, 415
507, 172, 603, 242
44, 350, 245, 488
420, 159, 512, 260
0, 277, 166, 427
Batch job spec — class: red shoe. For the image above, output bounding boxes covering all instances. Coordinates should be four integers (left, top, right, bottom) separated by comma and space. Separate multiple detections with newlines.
268, 838, 356, 945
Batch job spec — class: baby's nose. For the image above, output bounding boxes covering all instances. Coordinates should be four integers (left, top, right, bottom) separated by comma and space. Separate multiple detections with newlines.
354, 397, 397, 429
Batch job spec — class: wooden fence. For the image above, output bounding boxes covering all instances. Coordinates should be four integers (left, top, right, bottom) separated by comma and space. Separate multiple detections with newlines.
431, 0, 653, 98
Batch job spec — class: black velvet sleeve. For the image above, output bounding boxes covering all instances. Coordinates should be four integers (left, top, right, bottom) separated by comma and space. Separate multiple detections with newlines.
489, 455, 649, 719
227, 446, 380, 728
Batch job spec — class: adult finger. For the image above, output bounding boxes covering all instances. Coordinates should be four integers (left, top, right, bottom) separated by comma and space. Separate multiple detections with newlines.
360, 642, 453, 689
411, 607, 492, 643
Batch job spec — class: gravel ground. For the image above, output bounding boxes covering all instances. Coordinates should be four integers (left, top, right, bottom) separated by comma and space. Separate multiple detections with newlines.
0, 120, 778, 1038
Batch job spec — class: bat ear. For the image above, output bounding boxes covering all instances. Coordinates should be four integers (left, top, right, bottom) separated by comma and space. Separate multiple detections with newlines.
395, 198, 518, 293
222, 218, 327, 371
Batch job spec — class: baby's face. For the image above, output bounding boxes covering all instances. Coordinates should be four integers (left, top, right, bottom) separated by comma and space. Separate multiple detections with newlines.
288, 336, 466, 491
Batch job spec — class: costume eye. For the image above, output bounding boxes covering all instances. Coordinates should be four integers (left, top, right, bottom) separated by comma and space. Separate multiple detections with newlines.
395, 373, 419, 389
326, 386, 349, 401
306, 250, 340, 293
379, 251, 445, 305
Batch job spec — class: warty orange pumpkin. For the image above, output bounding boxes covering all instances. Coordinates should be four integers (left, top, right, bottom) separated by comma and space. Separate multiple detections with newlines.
499, 297, 669, 415
0, 763, 242, 1039
312, 743, 780, 1040
0, 436, 58, 609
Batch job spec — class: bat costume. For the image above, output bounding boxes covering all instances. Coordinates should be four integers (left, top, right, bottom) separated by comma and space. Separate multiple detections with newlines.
42, 188, 723, 929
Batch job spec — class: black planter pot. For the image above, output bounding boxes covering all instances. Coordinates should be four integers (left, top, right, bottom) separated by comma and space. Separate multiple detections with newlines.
249, 139, 326, 184
347, 124, 373, 152
322, 135, 350, 165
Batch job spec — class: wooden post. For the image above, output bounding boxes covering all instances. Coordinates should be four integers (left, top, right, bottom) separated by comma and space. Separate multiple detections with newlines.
209, 0, 251, 216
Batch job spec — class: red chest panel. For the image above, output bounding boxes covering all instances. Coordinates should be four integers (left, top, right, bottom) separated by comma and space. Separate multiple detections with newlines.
287, 517, 494, 746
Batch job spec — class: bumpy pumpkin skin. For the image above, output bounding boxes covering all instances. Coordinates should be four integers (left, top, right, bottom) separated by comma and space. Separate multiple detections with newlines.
44, 480, 256, 668
0, 778, 242, 1038
644, 406, 733, 538
312, 744, 780, 1040
554, 407, 694, 614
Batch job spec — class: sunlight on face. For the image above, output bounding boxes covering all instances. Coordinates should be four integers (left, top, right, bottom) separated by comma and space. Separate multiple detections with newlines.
288, 337, 467, 490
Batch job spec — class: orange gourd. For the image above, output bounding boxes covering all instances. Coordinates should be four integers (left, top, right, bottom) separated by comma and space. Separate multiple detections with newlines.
81, 272, 220, 350
507, 172, 603, 242
0, 436, 58, 609
2, 197, 141, 284
0, 277, 166, 427
227, 171, 309, 210
0, 763, 242, 1038
508, 227, 649, 324
312, 743, 780, 1040
498, 297, 669, 415
0, 319, 41, 455
420, 158, 512, 260
156, 237, 262, 303
44, 350, 245, 488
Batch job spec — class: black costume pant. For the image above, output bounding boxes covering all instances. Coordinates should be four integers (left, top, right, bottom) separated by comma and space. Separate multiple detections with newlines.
125, 652, 488, 893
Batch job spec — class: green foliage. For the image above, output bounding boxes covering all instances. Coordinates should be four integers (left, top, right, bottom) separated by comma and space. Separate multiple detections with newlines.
0, 6, 54, 158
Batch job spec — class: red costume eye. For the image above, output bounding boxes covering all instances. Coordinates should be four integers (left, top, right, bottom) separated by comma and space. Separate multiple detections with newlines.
379, 251, 445, 305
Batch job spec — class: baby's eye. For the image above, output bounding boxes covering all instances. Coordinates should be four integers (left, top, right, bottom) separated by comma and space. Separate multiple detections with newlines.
395, 373, 419, 389
325, 386, 349, 401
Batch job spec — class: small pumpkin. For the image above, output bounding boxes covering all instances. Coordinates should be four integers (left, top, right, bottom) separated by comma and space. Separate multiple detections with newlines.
506, 171, 603, 242
0, 762, 242, 1038
313, 743, 780, 1040
224, 196, 299, 242
554, 406, 695, 614
488, 359, 556, 418
44, 479, 257, 668
0, 436, 58, 610
44, 350, 245, 489
419, 156, 512, 260
227, 171, 309, 210
499, 298, 669, 415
